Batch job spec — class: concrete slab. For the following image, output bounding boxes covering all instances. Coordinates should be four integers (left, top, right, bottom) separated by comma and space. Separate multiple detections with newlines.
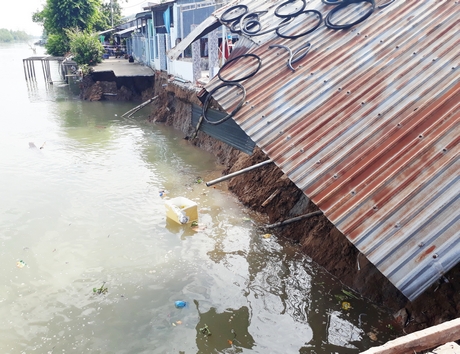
93, 58, 154, 77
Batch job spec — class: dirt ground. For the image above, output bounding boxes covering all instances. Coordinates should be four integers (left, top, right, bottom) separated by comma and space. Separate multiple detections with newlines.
82, 71, 460, 335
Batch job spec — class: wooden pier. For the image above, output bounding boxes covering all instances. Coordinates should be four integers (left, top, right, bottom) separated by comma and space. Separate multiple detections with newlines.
22, 56, 77, 84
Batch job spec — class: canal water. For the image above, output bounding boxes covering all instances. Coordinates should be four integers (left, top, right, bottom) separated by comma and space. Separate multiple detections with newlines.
0, 43, 397, 353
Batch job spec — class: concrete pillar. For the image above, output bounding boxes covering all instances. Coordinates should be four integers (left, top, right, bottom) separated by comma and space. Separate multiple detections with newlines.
191, 24, 201, 84
208, 28, 219, 79
159, 34, 167, 71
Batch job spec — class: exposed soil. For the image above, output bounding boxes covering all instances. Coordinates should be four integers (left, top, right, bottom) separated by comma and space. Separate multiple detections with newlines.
81, 71, 460, 336
79, 73, 154, 102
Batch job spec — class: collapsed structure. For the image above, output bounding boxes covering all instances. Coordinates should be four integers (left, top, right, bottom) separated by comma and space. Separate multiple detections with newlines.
168, 0, 460, 301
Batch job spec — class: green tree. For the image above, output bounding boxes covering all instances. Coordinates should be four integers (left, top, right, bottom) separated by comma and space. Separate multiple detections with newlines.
95, 0, 123, 31
32, 0, 102, 55
0, 29, 32, 42
0, 29, 14, 42
46, 33, 70, 56
66, 28, 104, 65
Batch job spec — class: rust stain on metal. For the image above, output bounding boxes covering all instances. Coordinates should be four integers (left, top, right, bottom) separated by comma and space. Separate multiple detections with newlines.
417, 245, 437, 263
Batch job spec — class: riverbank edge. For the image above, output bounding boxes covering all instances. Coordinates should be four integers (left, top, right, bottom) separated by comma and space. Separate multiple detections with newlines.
81, 70, 460, 335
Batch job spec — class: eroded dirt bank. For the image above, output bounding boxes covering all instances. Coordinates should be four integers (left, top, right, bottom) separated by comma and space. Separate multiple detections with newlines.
82, 70, 460, 335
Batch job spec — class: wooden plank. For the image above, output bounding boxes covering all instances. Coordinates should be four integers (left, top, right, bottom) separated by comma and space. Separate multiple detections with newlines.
361, 318, 460, 354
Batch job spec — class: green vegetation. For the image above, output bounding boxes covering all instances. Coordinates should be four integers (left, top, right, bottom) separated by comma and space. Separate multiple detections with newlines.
32, 0, 124, 56
66, 28, 104, 65
0, 29, 33, 42
96, 0, 123, 31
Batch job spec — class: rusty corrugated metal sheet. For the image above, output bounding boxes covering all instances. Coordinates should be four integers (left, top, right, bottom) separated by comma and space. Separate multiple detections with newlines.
200, 0, 460, 301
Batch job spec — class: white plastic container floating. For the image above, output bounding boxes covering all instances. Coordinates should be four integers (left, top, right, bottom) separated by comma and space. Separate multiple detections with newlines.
165, 197, 198, 225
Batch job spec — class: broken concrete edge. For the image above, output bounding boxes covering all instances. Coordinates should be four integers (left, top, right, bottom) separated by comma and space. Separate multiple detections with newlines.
360, 317, 460, 354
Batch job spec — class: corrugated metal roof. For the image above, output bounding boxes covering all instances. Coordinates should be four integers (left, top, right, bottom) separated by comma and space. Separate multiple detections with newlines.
198, 0, 459, 300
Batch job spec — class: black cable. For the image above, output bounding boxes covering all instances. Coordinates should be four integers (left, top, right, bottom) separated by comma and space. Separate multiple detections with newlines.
230, 19, 242, 34
241, 16, 293, 36
275, 0, 306, 18
276, 9, 323, 39
202, 83, 246, 125
269, 42, 312, 71
221, 5, 248, 23
325, 0, 375, 30
322, 0, 344, 5
235, 11, 265, 34
289, 42, 311, 70
378, 0, 395, 9
217, 54, 262, 83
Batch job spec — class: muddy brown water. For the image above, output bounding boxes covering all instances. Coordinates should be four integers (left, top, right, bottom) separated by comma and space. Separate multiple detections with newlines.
0, 43, 398, 353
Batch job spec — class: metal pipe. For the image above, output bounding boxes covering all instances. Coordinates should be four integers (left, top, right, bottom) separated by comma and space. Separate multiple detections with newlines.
265, 211, 323, 229
206, 159, 273, 187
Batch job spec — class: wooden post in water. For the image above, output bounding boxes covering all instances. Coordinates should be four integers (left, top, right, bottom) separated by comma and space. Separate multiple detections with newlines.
31, 60, 36, 80
23, 59, 27, 80
27, 60, 32, 80
45, 60, 50, 83
41, 59, 47, 82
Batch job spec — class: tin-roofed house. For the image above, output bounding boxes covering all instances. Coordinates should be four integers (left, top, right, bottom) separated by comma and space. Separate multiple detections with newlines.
140, 0, 229, 82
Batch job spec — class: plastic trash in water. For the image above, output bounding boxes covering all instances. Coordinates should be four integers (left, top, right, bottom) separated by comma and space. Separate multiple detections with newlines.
175, 301, 187, 308
16, 260, 26, 268
178, 212, 189, 224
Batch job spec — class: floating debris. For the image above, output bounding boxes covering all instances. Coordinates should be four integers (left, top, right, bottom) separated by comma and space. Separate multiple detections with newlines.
175, 300, 186, 308
16, 260, 27, 268
195, 177, 203, 184
93, 282, 108, 295
262, 234, 272, 239
367, 331, 378, 341
199, 324, 211, 336
342, 289, 359, 299
342, 301, 352, 311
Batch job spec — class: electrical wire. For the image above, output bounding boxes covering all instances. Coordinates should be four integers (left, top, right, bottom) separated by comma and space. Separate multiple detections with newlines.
217, 54, 262, 83
325, 0, 375, 30
220, 4, 248, 23
274, 0, 307, 18
269, 42, 311, 71
276, 9, 322, 39
202, 83, 246, 125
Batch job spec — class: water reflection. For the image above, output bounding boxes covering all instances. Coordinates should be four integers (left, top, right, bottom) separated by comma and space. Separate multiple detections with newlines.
195, 302, 255, 352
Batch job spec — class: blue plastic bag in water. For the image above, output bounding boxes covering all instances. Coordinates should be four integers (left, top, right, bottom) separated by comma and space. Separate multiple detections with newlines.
175, 301, 186, 308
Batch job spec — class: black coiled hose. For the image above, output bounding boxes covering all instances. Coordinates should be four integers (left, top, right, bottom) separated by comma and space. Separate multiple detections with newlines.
325, 0, 375, 30
276, 9, 323, 39
202, 83, 246, 125
217, 54, 262, 83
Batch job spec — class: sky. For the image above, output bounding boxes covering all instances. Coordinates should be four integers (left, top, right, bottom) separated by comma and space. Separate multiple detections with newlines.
0, 0, 149, 36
